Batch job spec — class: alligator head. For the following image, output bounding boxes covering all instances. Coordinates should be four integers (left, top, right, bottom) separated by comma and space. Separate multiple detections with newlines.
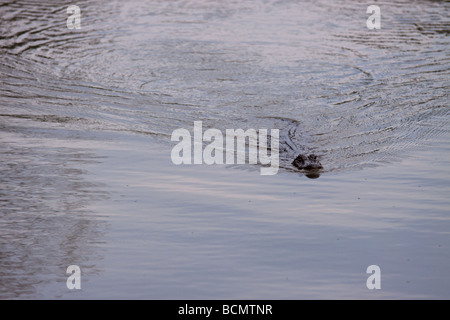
292, 154, 323, 179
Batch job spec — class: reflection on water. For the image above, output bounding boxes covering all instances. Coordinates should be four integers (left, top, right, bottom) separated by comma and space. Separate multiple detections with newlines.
0, 0, 449, 298
1, 0, 448, 173
0, 126, 108, 299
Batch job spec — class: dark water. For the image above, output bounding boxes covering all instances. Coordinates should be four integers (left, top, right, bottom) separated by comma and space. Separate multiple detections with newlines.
0, 0, 449, 299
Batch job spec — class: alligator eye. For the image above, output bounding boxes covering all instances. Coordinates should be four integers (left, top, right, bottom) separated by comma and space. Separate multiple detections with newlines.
308, 154, 317, 161
292, 154, 307, 169
295, 154, 307, 162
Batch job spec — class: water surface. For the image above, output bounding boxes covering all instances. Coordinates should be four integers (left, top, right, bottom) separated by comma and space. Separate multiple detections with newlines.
0, 0, 449, 299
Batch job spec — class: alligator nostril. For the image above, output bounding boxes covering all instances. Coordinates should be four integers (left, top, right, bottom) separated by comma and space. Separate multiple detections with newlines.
305, 172, 321, 179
